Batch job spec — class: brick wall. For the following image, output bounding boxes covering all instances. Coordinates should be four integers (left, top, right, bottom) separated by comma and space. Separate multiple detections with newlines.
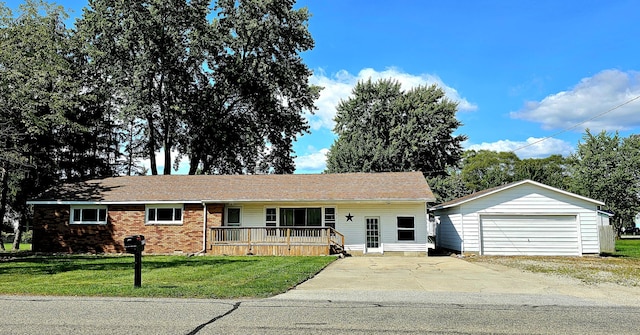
32, 205, 120, 253
32, 203, 222, 254
206, 204, 223, 228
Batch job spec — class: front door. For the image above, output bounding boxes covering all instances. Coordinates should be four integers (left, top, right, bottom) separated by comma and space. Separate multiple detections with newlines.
366, 217, 382, 253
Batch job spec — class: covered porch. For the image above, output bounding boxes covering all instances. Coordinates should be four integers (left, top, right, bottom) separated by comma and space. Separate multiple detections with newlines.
208, 227, 345, 256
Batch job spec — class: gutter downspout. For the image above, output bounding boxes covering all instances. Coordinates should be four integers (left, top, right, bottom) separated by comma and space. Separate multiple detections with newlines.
197, 202, 207, 255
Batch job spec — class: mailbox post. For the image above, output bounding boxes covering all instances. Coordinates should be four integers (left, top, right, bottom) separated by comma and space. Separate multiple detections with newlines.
124, 235, 145, 288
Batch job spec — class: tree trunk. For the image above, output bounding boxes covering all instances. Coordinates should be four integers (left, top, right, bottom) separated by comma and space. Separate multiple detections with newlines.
12, 224, 22, 251
188, 154, 199, 175
0, 165, 8, 251
163, 142, 171, 175
147, 114, 158, 175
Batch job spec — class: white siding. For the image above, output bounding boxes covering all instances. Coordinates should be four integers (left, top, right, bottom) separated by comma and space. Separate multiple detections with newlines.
336, 203, 428, 253
436, 208, 463, 251
229, 201, 428, 254
435, 183, 601, 255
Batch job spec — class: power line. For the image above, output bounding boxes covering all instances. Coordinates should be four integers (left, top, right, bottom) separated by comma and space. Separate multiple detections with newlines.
512, 95, 640, 153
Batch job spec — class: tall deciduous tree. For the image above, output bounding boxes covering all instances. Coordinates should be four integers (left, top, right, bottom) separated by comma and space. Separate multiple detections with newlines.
459, 150, 520, 192
76, 0, 211, 175
569, 130, 640, 231
427, 170, 470, 203
0, 0, 113, 249
77, 0, 318, 175
430, 151, 571, 203
514, 154, 569, 190
325, 78, 466, 176
183, 0, 319, 174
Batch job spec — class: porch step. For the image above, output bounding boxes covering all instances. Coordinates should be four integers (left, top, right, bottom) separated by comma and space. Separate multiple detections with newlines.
330, 244, 347, 256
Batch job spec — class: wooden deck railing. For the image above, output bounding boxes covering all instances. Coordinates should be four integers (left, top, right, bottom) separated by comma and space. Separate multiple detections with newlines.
208, 227, 345, 256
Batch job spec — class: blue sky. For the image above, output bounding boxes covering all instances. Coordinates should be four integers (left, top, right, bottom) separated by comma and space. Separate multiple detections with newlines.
6, 0, 640, 174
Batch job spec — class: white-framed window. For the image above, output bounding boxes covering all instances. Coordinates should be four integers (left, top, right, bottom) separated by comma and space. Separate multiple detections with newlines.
226, 207, 241, 226
397, 216, 415, 241
70, 206, 108, 225
265, 208, 277, 226
146, 204, 183, 225
324, 207, 336, 229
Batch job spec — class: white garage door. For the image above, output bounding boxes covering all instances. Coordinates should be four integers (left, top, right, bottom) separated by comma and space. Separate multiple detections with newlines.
481, 215, 579, 256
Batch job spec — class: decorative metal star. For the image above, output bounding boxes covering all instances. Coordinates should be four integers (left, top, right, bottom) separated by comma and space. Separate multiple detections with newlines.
346, 213, 354, 221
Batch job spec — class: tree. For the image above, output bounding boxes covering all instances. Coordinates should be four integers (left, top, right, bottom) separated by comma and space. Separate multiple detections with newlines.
76, 0, 211, 175
325, 78, 466, 176
0, 0, 92, 249
183, 0, 319, 174
460, 150, 520, 192
569, 130, 640, 232
514, 154, 570, 190
77, 0, 318, 175
427, 170, 470, 203
431, 151, 571, 203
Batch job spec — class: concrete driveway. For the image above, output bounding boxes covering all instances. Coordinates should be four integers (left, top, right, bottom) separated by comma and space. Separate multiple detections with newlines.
274, 256, 640, 307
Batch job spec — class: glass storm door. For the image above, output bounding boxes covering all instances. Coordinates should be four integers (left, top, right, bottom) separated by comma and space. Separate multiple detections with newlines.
366, 217, 382, 253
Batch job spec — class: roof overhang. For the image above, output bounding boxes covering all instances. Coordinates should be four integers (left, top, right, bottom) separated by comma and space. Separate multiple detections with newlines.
597, 210, 615, 217
26, 200, 203, 205
28, 198, 435, 206
200, 198, 434, 204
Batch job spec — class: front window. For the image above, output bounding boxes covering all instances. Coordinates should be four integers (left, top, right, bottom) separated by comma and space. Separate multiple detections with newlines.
324, 207, 336, 229
71, 206, 107, 224
147, 205, 183, 225
280, 208, 321, 226
397, 216, 415, 241
227, 207, 241, 226
265, 208, 277, 226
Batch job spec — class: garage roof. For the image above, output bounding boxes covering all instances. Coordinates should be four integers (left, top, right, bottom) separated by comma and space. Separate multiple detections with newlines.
430, 179, 605, 210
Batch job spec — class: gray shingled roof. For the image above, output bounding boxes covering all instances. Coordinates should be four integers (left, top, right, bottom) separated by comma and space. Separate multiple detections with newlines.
28, 172, 434, 204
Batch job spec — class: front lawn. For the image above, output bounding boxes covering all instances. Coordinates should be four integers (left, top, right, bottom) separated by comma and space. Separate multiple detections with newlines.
2, 243, 31, 251
0, 255, 336, 298
614, 238, 640, 259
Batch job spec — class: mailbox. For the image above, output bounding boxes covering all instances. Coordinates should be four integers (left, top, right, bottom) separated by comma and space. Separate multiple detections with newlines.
124, 235, 145, 288
124, 235, 145, 253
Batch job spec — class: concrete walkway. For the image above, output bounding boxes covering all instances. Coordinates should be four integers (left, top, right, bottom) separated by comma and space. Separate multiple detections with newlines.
274, 256, 640, 306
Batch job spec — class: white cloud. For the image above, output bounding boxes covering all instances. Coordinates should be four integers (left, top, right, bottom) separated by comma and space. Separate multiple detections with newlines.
306, 67, 478, 131
465, 137, 574, 158
294, 147, 329, 173
511, 69, 640, 131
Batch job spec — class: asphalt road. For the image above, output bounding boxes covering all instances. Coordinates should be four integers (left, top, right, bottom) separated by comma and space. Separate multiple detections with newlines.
5, 256, 640, 334
3, 294, 640, 335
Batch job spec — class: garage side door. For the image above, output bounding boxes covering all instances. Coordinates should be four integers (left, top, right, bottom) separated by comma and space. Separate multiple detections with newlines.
481, 215, 579, 256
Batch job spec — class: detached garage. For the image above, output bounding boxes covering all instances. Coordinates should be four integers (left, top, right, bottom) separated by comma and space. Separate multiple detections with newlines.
432, 180, 605, 256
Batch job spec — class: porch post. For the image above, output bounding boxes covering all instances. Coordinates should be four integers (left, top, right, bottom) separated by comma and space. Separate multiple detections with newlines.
286, 228, 291, 250
326, 228, 331, 247
247, 228, 252, 252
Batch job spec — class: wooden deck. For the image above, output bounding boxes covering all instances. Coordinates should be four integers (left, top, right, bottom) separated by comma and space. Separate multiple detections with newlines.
208, 227, 345, 256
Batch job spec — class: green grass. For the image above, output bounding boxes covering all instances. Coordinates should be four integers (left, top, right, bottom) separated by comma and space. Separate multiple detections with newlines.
2, 243, 31, 251
614, 238, 640, 259
0, 255, 336, 298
